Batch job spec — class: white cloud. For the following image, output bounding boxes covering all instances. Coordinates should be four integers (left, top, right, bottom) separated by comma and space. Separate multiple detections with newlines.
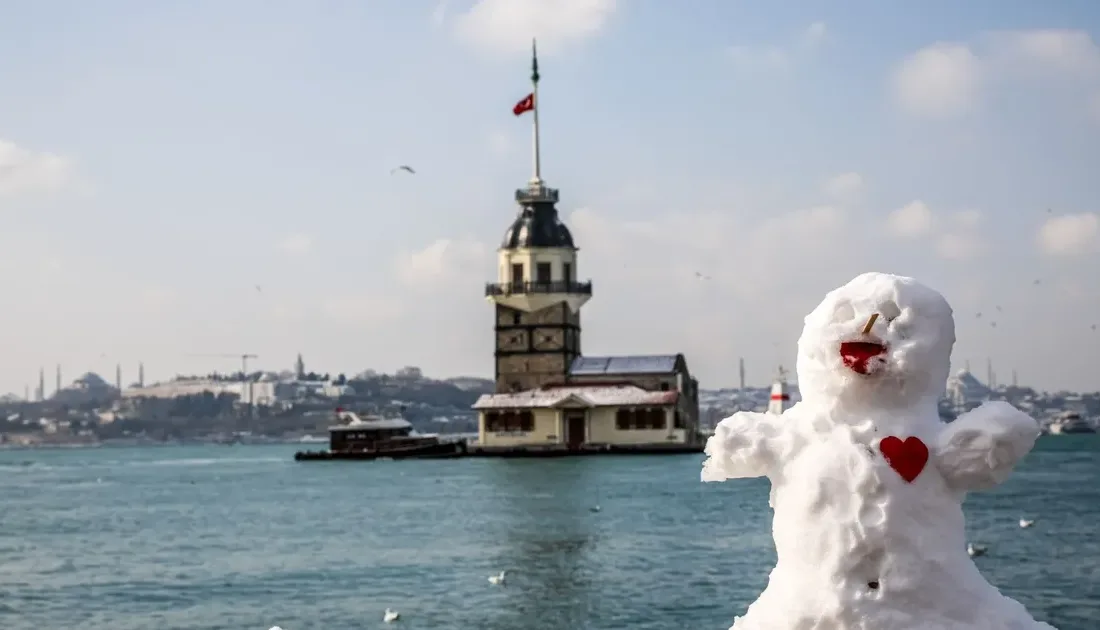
802, 22, 828, 49
887, 200, 935, 238
277, 233, 313, 255
951, 208, 983, 229
396, 237, 491, 288
726, 22, 829, 74
936, 231, 984, 260
453, 0, 617, 56
886, 203, 986, 259
822, 171, 863, 199
984, 29, 1100, 78
1037, 213, 1100, 257
431, 0, 450, 27
892, 29, 1100, 119
892, 43, 982, 118
0, 138, 73, 198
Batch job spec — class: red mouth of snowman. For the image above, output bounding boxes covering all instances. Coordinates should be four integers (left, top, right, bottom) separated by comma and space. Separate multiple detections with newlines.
840, 341, 887, 375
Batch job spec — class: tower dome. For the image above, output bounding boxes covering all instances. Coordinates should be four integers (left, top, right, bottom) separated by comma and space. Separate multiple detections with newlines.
500, 198, 575, 249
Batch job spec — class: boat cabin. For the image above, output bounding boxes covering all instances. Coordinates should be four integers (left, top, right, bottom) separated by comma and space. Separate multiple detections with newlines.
328, 410, 415, 452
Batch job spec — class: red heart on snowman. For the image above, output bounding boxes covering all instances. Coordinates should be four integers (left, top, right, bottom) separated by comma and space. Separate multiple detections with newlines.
879, 436, 928, 483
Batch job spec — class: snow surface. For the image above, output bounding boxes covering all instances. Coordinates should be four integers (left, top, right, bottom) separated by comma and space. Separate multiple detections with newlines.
702, 272, 1054, 630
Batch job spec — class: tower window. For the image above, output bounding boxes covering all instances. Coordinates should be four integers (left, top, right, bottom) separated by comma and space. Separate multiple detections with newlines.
563, 262, 572, 283
511, 263, 524, 286
536, 262, 552, 284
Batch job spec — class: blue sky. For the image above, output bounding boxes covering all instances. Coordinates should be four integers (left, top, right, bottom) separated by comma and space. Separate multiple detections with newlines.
2, 0, 1100, 394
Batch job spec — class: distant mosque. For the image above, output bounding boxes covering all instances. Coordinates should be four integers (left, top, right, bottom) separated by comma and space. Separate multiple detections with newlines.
470, 42, 702, 454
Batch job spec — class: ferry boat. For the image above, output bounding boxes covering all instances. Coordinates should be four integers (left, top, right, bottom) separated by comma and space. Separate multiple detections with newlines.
1047, 411, 1096, 435
294, 409, 467, 461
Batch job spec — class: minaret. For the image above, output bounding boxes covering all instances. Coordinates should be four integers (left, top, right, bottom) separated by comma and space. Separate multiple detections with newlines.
485, 39, 592, 394
138, 362, 145, 388
55, 364, 61, 396
738, 358, 746, 391
767, 366, 790, 415
116, 364, 122, 391
295, 353, 306, 380
37, 367, 44, 401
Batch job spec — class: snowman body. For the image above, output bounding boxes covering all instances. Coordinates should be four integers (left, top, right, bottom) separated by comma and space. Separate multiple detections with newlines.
703, 273, 1055, 630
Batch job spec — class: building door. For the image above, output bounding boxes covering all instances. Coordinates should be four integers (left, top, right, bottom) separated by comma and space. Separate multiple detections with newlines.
565, 412, 586, 449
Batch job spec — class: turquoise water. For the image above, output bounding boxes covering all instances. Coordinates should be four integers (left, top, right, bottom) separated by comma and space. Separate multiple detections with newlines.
1, 438, 1097, 630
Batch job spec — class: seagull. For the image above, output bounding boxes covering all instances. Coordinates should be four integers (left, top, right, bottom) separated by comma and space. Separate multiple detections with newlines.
990, 322, 997, 328
383, 608, 400, 623
254, 285, 263, 293
967, 543, 988, 557
1092, 324, 1097, 332
1033, 279, 1041, 285
995, 305, 1002, 312
975, 312, 982, 318
590, 504, 601, 513
1019, 518, 1035, 528
488, 570, 506, 585
694, 272, 711, 280
391, 165, 415, 175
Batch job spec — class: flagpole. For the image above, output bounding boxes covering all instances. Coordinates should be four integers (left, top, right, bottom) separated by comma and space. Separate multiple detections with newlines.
530, 38, 542, 186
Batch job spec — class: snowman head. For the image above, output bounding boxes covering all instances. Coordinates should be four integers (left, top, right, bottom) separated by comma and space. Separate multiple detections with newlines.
796, 272, 955, 411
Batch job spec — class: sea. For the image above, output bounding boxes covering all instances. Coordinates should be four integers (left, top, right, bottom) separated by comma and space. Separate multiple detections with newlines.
1, 437, 1097, 630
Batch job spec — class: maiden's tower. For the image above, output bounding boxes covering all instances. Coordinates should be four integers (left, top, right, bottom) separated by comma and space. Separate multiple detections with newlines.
472, 41, 703, 455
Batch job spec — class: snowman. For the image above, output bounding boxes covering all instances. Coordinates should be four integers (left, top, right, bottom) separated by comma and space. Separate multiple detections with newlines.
702, 272, 1055, 630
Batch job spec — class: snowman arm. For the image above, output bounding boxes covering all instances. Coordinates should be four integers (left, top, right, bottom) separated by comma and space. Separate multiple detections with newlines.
701, 411, 788, 482
934, 401, 1041, 491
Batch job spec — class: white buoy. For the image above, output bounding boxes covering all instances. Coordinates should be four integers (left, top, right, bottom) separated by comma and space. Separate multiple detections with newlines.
1019, 518, 1034, 528
383, 608, 400, 623
489, 570, 506, 585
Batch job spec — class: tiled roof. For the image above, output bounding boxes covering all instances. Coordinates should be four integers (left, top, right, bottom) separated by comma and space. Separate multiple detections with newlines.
473, 385, 678, 410
569, 355, 680, 376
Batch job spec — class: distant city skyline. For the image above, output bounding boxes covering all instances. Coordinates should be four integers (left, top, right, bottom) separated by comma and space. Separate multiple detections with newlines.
2, 1, 1100, 394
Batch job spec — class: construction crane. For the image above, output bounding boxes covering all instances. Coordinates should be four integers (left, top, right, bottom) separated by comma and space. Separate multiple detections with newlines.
187, 353, 258, 375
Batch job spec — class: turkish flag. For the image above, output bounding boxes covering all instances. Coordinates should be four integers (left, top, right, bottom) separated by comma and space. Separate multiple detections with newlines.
513, 93, 535, 116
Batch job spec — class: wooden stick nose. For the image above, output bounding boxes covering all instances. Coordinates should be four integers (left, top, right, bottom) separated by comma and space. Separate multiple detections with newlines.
862, 313, 880, 335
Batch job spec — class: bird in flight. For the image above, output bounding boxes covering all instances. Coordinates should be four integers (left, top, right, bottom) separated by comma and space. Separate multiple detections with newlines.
391, 165, 416, 175
695, 271, 711, 280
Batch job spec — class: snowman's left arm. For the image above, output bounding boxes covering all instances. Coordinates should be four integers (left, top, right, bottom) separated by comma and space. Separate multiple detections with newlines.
933, 401, 1041, 491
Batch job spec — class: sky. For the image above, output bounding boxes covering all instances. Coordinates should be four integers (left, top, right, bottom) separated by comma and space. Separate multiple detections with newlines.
2, 0, 1100, 394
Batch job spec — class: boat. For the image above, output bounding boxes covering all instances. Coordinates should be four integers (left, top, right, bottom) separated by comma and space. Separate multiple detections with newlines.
1047, 411, 1096, 435
294, 409, 468, 461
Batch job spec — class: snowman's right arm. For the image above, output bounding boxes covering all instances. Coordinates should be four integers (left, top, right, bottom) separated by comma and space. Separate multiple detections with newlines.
701, 411, 790, 482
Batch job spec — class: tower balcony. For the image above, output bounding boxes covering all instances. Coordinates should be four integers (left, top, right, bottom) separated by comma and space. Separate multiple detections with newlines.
485, 280, 592, 297
515, 184, 559, 205
485, 280, 593, 314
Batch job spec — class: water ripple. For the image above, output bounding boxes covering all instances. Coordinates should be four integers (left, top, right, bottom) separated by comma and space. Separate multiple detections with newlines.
0, 437, 1096, 630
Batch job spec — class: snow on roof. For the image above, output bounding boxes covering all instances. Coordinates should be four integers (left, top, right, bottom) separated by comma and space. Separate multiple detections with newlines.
569, 354, 680, 376
328, 411, 411, 432
473, 385, 678, 410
